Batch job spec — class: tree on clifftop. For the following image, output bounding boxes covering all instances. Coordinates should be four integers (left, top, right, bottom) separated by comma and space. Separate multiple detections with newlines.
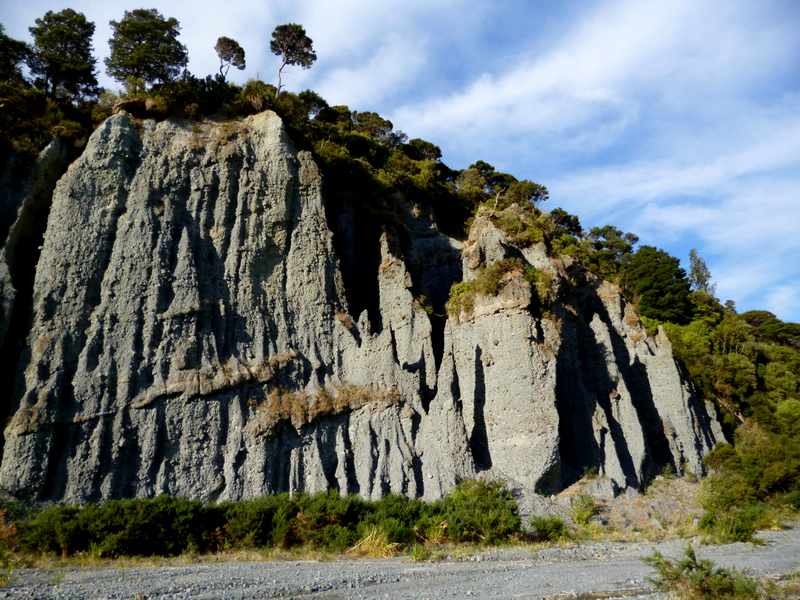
622, 245, 692, 323
214, 36, 245, 80
105, 9, 188, 91
270, 23, 316, 94
689, 248, 716, 296
28, 9, 98, 99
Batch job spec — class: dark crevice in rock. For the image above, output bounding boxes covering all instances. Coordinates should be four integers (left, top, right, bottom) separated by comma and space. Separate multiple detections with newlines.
470, 345, 492, 471
402, 347, 435, 412
595, 390, 639, 489
380, 439, 392, 497
366, 425, 379, 497
89, 416, 115, 502
340, 418, 359, 496
409, 410, 424, 497
0, 154, 36, 243
316, 420, 341, 492
553, 308, 599, 484
322, 194, 383, 332
272, 423, 300, 492
429, 314, 447, 373
449, 352, 464, 415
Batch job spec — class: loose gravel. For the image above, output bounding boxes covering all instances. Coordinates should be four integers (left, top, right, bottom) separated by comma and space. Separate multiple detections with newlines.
3, 528, 799, 599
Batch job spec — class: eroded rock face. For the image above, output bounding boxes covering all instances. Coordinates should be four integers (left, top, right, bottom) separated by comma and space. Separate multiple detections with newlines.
0, 139, 71, 352
0, 112, 722, 503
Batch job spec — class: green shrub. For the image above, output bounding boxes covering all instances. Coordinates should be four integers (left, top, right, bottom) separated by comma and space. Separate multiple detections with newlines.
238, 79, 275, 112
570, 495, 598, 526
698, 502, 766, 544
20, 505, 84, 556
409, 542, 432, 561
439, 480, 521, 544
644, 545, 760, 599
292, 492, 367, 551
699, 420, 800, 542
222, 494, 295, 548
446, 258, 535, 319
445, 281, 476, 318
12, 481, 522, 558
528, 516, 568, 542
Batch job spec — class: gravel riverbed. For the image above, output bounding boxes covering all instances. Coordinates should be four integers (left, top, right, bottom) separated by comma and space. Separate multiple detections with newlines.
3, 528, 799, 600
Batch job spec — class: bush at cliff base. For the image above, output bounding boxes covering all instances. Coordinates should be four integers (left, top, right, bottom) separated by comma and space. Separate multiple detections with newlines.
6, 480, 522, 557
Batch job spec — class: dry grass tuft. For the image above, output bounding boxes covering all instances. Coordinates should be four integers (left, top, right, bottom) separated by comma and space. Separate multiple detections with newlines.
346, 527, 400, 558
246, 384, 402, 438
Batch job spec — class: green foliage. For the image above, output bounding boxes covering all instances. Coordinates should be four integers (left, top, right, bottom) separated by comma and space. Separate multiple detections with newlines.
502, 179, 549, 207
214, 36, 245, 80
105, 9, 188, 89
20, 496, 214, 557
410, 543, 432, 561
528, 516, 568, 542
621, 245, 692, 323
149, 73, 239, 118
238, 79, 276, 112
0, 79, 96, 160
689, 248, 715, 296
438, 480, 521, 544
0, 25, 29, 83
570, 495, 599, 526
27, 9, 98, 100
405, 138, 442, 161
700, 422, 799, 542
490, 205, 548, 246
740, 310, 800, 349
645, 545, 760, 599
445, 257, 555, 320
9, 481, 521, 557
446, 259, 525, 318
550, 207, 583, 237
454, 160, 547, 211
270, 23, 316, 93
662, 291, 800, 541
580, 225, 638, 279
446, 281, 477, 318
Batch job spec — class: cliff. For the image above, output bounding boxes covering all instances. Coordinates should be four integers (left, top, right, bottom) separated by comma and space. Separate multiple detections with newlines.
0, 111, 722, 503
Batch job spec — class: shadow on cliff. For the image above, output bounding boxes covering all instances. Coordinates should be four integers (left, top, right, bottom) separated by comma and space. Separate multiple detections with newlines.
552, 281, 675, 493
470, 346, 492, 471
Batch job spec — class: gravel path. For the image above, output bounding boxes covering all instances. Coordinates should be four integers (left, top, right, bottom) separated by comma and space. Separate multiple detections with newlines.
3, 528, 799, 600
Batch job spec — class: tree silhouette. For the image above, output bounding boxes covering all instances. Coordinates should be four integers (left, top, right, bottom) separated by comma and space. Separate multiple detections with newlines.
105, 9, 188, 91
214, 36, 245, 80
270, 23, 316, 94
28, 9, 98, 99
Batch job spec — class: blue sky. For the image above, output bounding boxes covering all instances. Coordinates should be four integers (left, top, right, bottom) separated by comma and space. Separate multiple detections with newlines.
3, 0, 799, 321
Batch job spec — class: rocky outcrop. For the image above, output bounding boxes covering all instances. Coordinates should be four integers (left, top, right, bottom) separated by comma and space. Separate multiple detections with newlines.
0, 112, 722, 503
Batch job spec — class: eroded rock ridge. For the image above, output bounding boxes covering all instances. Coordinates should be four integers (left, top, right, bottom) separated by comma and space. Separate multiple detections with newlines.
0, 112, 722, 502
